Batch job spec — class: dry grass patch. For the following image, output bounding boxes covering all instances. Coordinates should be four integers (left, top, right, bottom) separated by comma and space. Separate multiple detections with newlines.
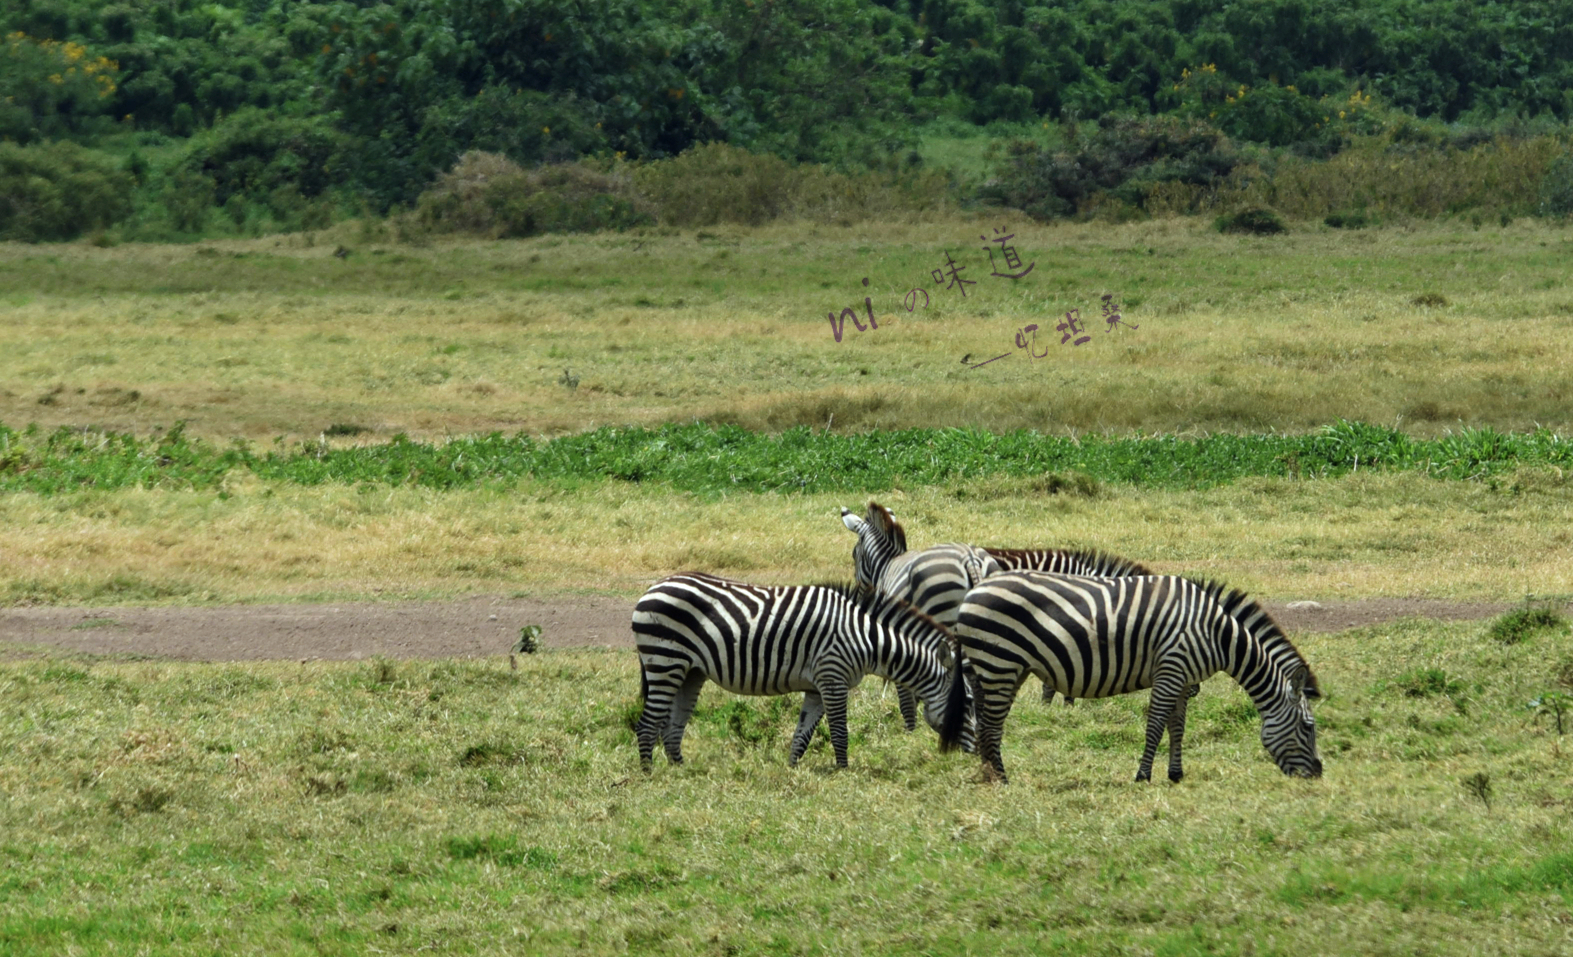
0, 471, 1568, 605
2, 220, 1572, 440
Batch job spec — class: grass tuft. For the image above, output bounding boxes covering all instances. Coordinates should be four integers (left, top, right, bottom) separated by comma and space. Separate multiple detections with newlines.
1486, 604, 1570, 645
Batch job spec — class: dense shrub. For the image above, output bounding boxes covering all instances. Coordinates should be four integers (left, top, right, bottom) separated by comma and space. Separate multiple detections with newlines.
178, 109, 349, 207
1324, 209, 1373, 229
414, 88, 606, 174
0, 141, 134, 241
1215, 206, 1287, 234
0, 31, 119, 143
1539, 151, 1573, 219
982, 115, 1243, 219
412, 152, 653, 238
632, 143, 947, 227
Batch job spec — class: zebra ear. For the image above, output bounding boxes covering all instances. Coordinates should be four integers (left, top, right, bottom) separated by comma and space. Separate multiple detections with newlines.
1289, 665, 1319, 699
865, 502, 906, 551
840, 507, 865, 534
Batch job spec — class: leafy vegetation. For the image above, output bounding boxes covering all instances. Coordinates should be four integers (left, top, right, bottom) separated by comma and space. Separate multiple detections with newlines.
6, 1, 1573, 238
1486, 604, 1572, 646
1, 420, 1569, 497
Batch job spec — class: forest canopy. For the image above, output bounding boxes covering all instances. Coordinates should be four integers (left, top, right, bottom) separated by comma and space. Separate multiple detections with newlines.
4, 0, 1573, 238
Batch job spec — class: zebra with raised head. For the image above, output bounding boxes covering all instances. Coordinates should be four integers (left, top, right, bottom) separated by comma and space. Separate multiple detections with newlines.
839, 502, 1158, 719
940, 572, 1322, 784
632, 572, 974, 769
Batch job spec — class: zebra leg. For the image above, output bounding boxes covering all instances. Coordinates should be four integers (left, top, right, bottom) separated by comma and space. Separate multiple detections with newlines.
1041, 679, 1055, 705
789, 691, 826, 766
1136, 672, 1188, 783
974, 670, 1021, 784
635, 664, 681, 770
661, 670, 708, 765
897, 685, 918, 732
820, 681, 852, 768
1165, 687, 1193, 783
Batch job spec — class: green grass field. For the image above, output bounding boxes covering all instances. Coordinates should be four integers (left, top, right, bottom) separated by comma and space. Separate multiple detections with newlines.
2, 219, 1572, 954
3, 218, 1572, 441
3, 613, 1573, 955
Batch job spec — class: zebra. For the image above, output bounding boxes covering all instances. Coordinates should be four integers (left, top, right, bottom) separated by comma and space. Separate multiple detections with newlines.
632, 572, 974, 769
839, 501, 1157, 720
939, 571, 1322, 784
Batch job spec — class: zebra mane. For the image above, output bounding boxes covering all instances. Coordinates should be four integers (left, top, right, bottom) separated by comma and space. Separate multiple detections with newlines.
984, 546, 1155, 577
865, 501, 907, 552
1192, 578, 1321, 699
811, 580, 954, 645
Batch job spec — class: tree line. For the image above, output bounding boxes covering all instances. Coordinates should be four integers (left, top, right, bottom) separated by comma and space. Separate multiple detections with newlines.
4, 0, 1573, 240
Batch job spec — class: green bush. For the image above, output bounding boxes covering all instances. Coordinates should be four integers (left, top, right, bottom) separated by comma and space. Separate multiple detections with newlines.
415, 88, 607, 174
1324, 209, 1374, 229
1538, 152, 1573, 219
633, 142, 948, 227
1215, 207, 1287, 235
412, 152, 653, 238
0, 141, 134, 241
983, 114, 1243, 220
0, 32, 119, 143
178, 109, 350, 208
1486, 604, 1570, 645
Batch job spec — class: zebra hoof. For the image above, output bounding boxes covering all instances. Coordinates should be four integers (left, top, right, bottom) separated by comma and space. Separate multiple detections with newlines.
1168, 769, 1184, 783
1135, 769, 1152, 783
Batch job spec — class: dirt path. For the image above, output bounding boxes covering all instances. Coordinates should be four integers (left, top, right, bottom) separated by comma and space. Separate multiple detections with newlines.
0, 596, 1550, 663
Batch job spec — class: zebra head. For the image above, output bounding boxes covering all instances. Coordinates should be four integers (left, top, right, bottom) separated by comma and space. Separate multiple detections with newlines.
840, 502, 907, 596
1260, 665, 1323, 778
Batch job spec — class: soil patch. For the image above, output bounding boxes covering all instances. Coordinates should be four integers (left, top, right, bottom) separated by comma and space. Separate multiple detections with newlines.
0, 596, 1557, 663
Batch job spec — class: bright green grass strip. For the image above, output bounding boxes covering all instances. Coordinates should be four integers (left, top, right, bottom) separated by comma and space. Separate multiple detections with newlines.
2, 420, 1571, 496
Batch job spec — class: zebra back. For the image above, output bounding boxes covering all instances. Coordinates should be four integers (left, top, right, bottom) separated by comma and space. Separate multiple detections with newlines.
984, 546, 1155, 578
877, 542, 1000, 630
954, 572, 1309, 706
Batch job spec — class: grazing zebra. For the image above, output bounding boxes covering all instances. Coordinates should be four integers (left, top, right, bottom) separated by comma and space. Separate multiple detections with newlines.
839, 502, 1157, 719
940, 572, 1322, 784
632, 572, 974, 769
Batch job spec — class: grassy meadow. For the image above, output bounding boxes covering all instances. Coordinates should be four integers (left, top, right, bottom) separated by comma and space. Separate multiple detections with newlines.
3, 615, 1573, 956
2, 218, 1573, 954
2, 218, 1573, 441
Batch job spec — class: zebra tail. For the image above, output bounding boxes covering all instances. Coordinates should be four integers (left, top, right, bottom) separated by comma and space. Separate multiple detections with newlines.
939, 648, 969, 753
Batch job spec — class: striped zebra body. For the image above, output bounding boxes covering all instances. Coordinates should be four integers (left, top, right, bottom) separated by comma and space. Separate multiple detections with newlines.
983, 547, 1158, 705
941, 572, 1321, 784
632, 572, 973, 768
985, 547, 1154, 578
840, 502, 1158, 717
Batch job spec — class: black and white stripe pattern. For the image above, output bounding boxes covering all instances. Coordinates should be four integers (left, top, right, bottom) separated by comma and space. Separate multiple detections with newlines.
941, 572, 1322, 784
841, 502, 1158, 715
632, 572, 974, 769
985, 547, 1154, 578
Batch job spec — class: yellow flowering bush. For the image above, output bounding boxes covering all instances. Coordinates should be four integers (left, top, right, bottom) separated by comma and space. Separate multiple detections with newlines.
0, 32, 119, 142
